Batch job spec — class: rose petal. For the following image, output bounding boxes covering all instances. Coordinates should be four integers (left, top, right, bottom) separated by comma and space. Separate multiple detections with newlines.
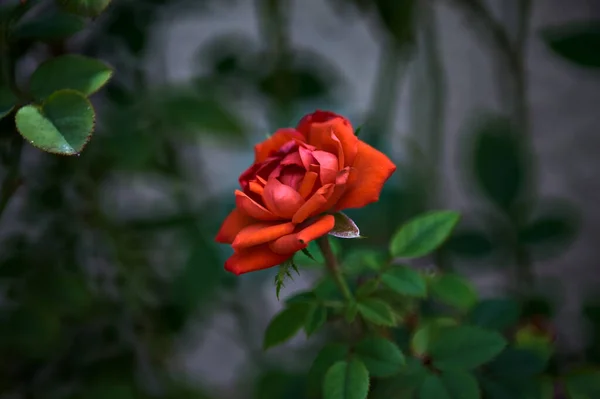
232, 221, 296, 250
292, 184, 334, 224
262, 178, 306, 218
298, 146, 316, 169
270, 214, 335, 255
297, 111, 358, 167
312, 150, 339, 185
269, 234, 307, 255
249, 181, 264, 196
281, 151, 303, 166
255, 128, 304, 163
296, 214, 336, 244
319, 167, 351, 213
235, 190, 282, 221
215, 208, 255, 244
298, 171, 318, 198
225, 244, 291, 275
334, 141, 396, 210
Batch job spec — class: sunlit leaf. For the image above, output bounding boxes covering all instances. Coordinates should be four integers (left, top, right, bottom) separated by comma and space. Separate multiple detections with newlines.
390, 210, 460, 258
30, 54, 113, 100
323, 359, 370, 399
16, 89, 95, 155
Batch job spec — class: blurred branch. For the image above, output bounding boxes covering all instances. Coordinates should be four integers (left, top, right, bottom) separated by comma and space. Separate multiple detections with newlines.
365, 41, 412, 150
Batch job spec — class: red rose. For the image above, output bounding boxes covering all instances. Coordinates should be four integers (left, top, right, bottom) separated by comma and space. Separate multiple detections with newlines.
215, 110, 396, 275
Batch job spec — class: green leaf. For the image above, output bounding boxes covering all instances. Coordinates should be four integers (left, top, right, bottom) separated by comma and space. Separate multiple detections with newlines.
307, 344, 350, 397
390, 210, 460, 258
357, 298, 396, 326
439, 369, 480, 399
0, 86, 16, 120
56, 0, 112, 17
323, 359, 370, 399
541, 21, 600, 68
344, 300, 358, 323
429, 326, 507, 370
304, 303, 327, 336
12, 11, 85, 40
342, 249, 387, 275
285, 290, 317, 305
469, 298, 521, 330
565, 368, 600, 399
470, 114, 526, 210
430, 274, 478, 312
446, 229, 494, 259
411, 318, 458, 356
329, 212, 362, 238
486, 347, 548, 378
156, 93, 246, 140
354, 336, 405, 377
519, 203, 579, 259
380, 266, 427, 298
30, 55, 113, 100
263, 303, 311, 349
419, 374, 451, 399
16, 89, 95, 155
419, 370, 481, 399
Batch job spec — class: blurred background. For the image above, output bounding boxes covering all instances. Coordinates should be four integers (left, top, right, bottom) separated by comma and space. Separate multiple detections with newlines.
1, 0, 600, 398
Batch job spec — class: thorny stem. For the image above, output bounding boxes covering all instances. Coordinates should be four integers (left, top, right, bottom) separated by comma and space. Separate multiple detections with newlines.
316, 236, 353, 302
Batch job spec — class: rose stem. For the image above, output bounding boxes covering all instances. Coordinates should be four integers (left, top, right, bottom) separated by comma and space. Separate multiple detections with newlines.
316, 237, 353, 302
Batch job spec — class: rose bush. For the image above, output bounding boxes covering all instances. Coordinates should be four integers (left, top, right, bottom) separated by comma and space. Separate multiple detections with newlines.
215, 110, 396, 275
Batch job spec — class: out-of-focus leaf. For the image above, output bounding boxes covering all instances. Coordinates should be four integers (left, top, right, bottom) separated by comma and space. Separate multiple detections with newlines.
429, 273, 478, 312
389, 210, 460, 258
259, 66, 331, 102
155, 93, 247, 141
468, 114, 527, 210
519, 199, 579, 259
105, 3, 151, 55
263, 303, 311, 349
342, 249, 387, 275
304, 303, 328, 336
446, 228, 494, 259
357, 298, 395, 326
564, 368, 600, 399
30, 54, 113, 100
353, 336, 405, 377
253, 370, 306, 399
307, 343, 350, 398
0, 85, 16, 120
541, 21, 600, 68
12, 11, 85, 40
16, 90, 95, 155
373, 0, 417, 45
486, 347, 548, 378
469, 298, 521, 331
380, 265, 427, 298
56, 0, 112, 18
322, 359, 370, 399
429, 325, 507, 370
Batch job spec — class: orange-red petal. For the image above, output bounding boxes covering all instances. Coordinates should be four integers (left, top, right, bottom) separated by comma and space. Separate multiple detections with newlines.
225, 244, 291, 275
232, 221, 296, 250
255, 128, 304, 163
215, 208, 255, 244
292, 184, 334, 224
270, 214, 335, 255
298, 171, 318, 198
296, 214, 335, 243
334, 141, 396, 211
235, 190, 282, 221
298, 112, 358, 167
262, 177, 305, 218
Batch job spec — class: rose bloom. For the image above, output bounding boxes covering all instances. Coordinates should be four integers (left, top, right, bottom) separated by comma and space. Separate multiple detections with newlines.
215, 110, 396, 275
